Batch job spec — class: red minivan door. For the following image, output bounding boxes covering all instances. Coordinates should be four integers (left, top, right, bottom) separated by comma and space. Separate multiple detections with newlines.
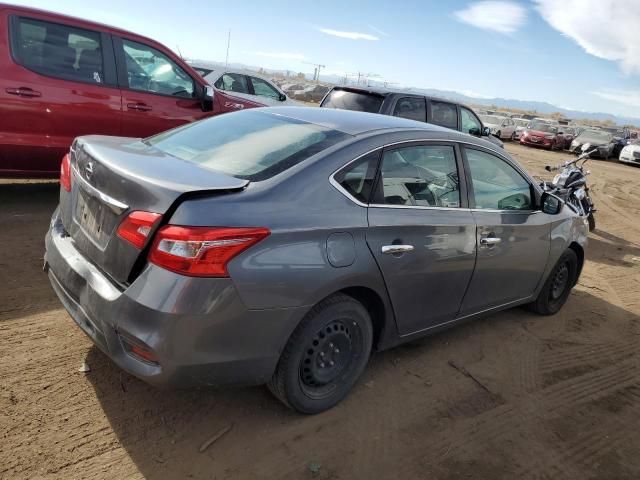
113, 36, 212, 138
0, 10, 122, 177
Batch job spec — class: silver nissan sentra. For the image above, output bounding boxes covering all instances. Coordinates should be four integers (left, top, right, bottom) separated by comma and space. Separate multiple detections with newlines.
45, 107, 588, 414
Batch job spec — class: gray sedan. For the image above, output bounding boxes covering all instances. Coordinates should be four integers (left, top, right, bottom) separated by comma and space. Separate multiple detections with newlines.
45, 107, 588, 414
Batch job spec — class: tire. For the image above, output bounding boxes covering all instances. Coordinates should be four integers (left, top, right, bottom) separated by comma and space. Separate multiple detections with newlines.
528, 249, 578, 315
587, 212, 596, 232
496, 130, 502, 139
268, 294, 373, 414
511, 132, 516, 141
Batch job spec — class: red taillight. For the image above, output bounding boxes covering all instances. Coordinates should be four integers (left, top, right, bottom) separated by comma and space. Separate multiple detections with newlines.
60, 153, 71, 192
117, 211, 162, 249
149, 226, 270, 277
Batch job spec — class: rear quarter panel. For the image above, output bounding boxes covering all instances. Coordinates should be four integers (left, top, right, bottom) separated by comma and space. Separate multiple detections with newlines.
168, 136, 393, 311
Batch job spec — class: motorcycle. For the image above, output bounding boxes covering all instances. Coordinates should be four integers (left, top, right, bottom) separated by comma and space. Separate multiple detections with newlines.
542, 143, 597, 231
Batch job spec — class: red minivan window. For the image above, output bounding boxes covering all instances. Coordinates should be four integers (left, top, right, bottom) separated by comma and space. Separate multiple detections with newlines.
11, 16, 105, 85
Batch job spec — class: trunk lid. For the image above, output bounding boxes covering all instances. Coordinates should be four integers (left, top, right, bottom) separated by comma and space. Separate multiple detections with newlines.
59, 135, 248, 284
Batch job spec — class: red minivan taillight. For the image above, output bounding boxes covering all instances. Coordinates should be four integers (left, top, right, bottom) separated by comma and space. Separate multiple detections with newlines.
60, 153, 71, 192
117, 211, 162, 249
149, 226, 270, 277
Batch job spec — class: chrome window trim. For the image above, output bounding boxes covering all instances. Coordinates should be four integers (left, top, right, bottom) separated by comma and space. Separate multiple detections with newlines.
329, 138, 541, 214
369, 204, 469, 212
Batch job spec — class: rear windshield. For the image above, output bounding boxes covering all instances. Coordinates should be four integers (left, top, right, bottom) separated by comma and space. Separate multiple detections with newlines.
146, 111, 349, 181
321, 89, 384, 113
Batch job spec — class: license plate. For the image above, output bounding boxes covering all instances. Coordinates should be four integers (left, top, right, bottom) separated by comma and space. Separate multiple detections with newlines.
75, 190, 106, 242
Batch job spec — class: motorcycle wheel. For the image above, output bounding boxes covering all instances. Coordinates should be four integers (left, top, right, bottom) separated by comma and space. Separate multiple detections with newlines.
587, 212, 596, 232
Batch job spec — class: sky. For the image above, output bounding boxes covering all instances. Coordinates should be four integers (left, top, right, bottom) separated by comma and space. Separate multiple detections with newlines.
12, 0, 640, 119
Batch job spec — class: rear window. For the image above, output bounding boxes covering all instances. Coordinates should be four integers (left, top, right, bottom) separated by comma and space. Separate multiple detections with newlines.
321, 89, 384, 113
146, 111, 350, 181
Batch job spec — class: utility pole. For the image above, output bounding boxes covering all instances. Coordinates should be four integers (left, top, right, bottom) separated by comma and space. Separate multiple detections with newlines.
302, 61, 326, 82
225, 30, 230, 67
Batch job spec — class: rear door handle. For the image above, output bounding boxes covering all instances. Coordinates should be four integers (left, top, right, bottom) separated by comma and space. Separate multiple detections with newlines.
381, 245, 414, 254
480, 237, 502, 246
126, 103, 152, 112
6, 87, 41, 97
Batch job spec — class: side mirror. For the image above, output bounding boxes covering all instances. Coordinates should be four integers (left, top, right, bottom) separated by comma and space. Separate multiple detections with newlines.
482, 126, 491, 136
204, 85, 214, 101
200, 85, 214, 112
469, 127, 481, 136
541, 192, 562, 215
279, 93, 287, 102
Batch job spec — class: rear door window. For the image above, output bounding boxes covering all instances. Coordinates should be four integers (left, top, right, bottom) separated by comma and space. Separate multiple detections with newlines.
430, 101, 458, 130
321, 89, 384, 113
392, 97, 426, 122
377, 145, 461, 208
215, 73, 250, 94
11, 17, 105, 84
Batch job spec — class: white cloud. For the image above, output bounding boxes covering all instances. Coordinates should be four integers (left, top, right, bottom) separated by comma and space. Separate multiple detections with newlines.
367, 24, 389, 37
251, 51, 307, 61
317, 28, 379, 41
453, 1, 527, 34
535, 0, 640, 74
591, 89, 640, 108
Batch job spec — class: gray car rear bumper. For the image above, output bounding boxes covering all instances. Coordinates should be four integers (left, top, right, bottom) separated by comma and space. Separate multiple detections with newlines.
44, 209, 305, 388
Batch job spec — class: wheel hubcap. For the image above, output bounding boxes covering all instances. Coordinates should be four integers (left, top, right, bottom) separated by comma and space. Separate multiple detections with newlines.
550, 262, 569, 300
301, 321, 353, 387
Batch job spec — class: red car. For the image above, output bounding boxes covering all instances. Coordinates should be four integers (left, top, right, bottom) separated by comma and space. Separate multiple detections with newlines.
0, 3, 264, 177
520, 122, 564, 150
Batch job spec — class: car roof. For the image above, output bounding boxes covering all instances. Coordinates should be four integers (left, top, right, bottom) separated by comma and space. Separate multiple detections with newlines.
262, 107, 451, 135
329, 86, 476, 110
258, 107, 504, 154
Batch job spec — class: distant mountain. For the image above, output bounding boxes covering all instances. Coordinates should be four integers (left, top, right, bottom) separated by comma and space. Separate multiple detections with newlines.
186, 58, 639, 126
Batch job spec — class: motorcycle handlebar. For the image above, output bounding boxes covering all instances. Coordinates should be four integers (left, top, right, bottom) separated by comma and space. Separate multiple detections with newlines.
547, 148, 598, 171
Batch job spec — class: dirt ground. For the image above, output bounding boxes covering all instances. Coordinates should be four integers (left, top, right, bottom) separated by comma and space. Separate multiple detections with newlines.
1, 143, 639, 480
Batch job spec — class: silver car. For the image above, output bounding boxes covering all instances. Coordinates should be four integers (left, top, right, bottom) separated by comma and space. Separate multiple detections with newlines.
45, 108, 588, 414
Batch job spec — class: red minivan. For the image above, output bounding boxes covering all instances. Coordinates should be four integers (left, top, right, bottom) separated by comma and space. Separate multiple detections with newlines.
0, 3, 264, 177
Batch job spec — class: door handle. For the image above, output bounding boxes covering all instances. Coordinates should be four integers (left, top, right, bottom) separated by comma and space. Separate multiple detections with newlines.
480, 237, 502, 246
126, 103, 152, 111
381, 245, 414, 254
6, 87, 41, 97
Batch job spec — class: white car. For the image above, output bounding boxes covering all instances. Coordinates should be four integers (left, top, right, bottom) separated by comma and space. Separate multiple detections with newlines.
512, 118, 530, 140
479, 114, 517, 140
193, 66, 299, 107
619, 142, 640, 166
